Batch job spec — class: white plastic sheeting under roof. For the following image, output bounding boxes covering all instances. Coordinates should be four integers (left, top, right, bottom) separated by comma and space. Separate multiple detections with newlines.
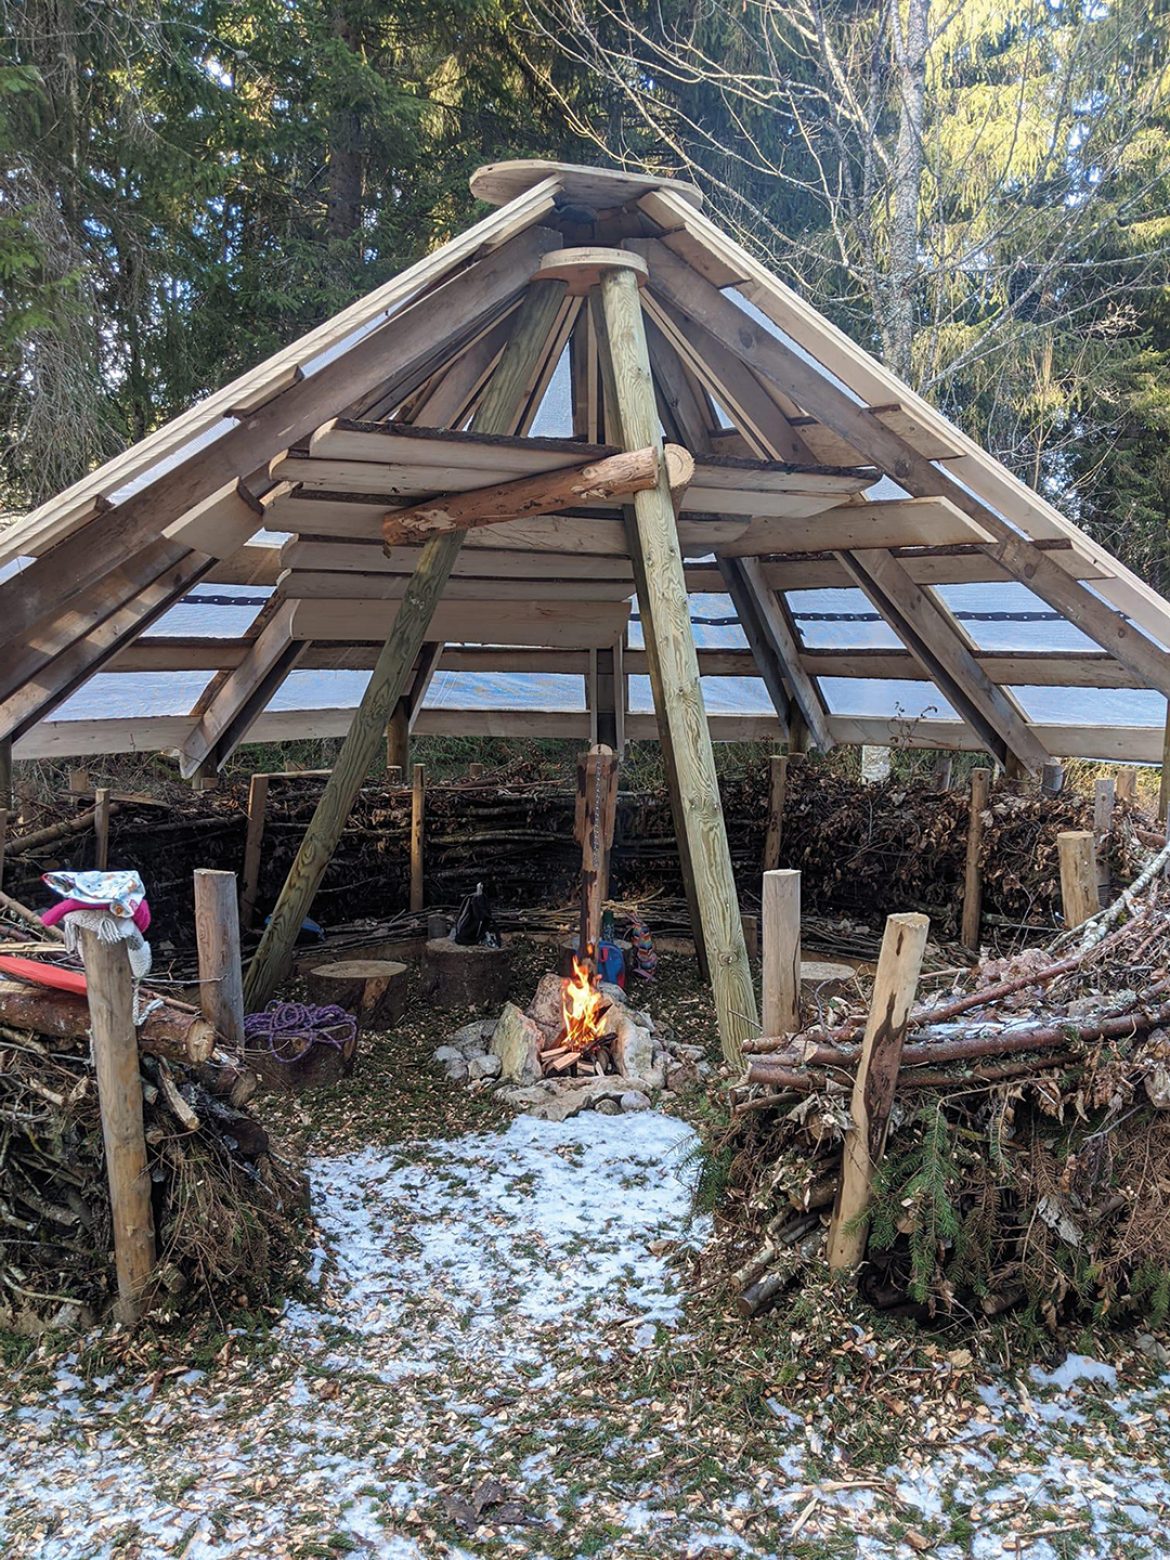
34, 583, 1166, 734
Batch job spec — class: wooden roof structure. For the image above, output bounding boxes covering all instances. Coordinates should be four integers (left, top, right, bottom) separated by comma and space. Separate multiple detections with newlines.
10, 156, 1170, 1051
5, 157, 1170, 772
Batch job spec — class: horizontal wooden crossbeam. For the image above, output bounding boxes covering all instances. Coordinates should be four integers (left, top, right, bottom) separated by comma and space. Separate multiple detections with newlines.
380, 444, 683, 545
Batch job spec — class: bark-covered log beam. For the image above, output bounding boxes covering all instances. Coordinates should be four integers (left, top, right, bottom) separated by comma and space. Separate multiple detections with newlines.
381, 444, 692, 545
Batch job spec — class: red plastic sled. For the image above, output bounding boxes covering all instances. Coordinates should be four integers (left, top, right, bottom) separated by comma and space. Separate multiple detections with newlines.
0, 954, 88, 995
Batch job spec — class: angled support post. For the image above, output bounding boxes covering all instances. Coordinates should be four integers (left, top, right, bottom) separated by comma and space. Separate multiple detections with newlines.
244, 271, 568, 1009
580, 246, 758, 1064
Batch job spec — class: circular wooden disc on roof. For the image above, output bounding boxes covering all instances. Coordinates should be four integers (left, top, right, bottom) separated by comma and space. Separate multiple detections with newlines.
471, 159, 703, 213
536, 246, 649, 294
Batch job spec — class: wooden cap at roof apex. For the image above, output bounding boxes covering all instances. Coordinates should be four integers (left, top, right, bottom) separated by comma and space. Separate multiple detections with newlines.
470, 159, 703, 213
535, 246, 648, 294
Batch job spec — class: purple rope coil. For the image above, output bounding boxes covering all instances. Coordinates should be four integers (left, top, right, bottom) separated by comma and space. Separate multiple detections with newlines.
244, 1001, 357, 1065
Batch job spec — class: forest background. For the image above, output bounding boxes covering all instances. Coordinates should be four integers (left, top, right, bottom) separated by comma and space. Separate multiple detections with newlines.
1, 0, 1168, 585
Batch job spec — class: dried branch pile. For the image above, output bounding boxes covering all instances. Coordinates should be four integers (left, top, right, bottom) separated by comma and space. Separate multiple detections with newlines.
2, 764, 1153, 950
719, 851, 1170, 1329
0, 917, 304, 1333
728, 763, 1150, 935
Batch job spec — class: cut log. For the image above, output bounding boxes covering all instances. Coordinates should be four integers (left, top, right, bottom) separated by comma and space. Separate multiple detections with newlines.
0, 977, 215, 1063
245, 1029, 357, 1093
305, 959, 408, 1030
423, 936, 513, 1009
800, 960, 857, 997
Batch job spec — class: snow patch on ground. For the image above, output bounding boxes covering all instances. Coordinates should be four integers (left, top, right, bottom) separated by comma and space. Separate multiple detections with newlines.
3, 1109, 1170, 1557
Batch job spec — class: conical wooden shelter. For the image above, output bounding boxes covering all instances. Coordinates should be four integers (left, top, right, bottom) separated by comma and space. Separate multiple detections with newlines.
5, 159, 1170, 1048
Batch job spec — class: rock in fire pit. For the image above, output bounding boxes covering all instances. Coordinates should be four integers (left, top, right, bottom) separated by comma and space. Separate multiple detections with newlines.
433, 965, 703, 1121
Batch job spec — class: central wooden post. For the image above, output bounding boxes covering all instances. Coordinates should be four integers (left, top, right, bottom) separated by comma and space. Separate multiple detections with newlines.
585, 249, 758, 1063
244, 275, 567, 1009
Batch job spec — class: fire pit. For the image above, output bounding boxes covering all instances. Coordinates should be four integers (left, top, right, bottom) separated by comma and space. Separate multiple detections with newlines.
432, 963, 710, 1120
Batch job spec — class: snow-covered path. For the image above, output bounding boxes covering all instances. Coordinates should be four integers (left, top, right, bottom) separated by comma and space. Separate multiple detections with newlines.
4, 1110, 1170, 1559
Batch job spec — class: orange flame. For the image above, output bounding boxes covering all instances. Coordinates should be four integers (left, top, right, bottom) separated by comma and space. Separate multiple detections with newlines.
561, 955, 605, 1050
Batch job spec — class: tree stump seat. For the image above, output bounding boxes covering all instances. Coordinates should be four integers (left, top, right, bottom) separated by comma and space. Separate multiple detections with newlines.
423, 938, 513, 1009
305, 959, 409, 1031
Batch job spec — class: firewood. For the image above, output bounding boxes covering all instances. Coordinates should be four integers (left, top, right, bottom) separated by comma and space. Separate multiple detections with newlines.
0, 978, 216, 1064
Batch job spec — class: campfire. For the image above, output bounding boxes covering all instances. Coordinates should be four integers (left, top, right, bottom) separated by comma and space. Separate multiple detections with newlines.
537, 956, 620, 1077
432, 957, 712, 1122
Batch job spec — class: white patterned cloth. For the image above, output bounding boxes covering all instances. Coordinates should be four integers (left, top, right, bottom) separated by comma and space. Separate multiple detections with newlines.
60, 908, 152, 980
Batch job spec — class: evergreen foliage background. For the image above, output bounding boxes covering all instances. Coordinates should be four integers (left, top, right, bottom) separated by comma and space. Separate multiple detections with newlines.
1, 0, 1167, 584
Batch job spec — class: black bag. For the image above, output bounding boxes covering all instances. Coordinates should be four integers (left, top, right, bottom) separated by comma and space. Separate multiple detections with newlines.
451, 881, 499, 946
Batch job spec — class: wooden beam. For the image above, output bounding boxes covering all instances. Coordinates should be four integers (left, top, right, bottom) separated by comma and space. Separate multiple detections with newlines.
178, 603, 302, 778
94, 787, 111, 871
643, 292, 818, 464
288, 597, 631, 646
381, 444, 666, 545
1093, 776, 1115, 904
577, 743, 618, 957
591, 293, 711, 983
80, 929, 156, 1324
636, 237, 1170, 700
596, 252, 758, 1064
588, 644, 625, 753
0, 225, 558, 658
243, 276, 571, 1008
826, 911, 930, 1272
838, 550, 1050, 773
762, 753, 790, 872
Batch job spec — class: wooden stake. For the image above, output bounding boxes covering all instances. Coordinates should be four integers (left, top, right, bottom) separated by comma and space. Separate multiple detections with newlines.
1093, 776, 1115, 904
1116, 766, 1138, 802
79, 927, 156, 1324
762, 754, 788, 873
410, 763, 426, 913
1058, 830, 1098, 928
468, 762, 484, 780
243, 276, 568, 1008
68, 767, 90, 795
960, 767, 990, 952
1041, 759, 1064, 797
762, 869, 801, 1037
860, 745, 891, 783
386, 700, 410, 776
94, 786, 111, 871
596, 255, 757, 1064
194, 868, 245, 1048
240, 773, 269, 930
1160, 702, 1170, 824
827, 911, 930, 1272
929, 753, 953, 792
577, 743, 618, 957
